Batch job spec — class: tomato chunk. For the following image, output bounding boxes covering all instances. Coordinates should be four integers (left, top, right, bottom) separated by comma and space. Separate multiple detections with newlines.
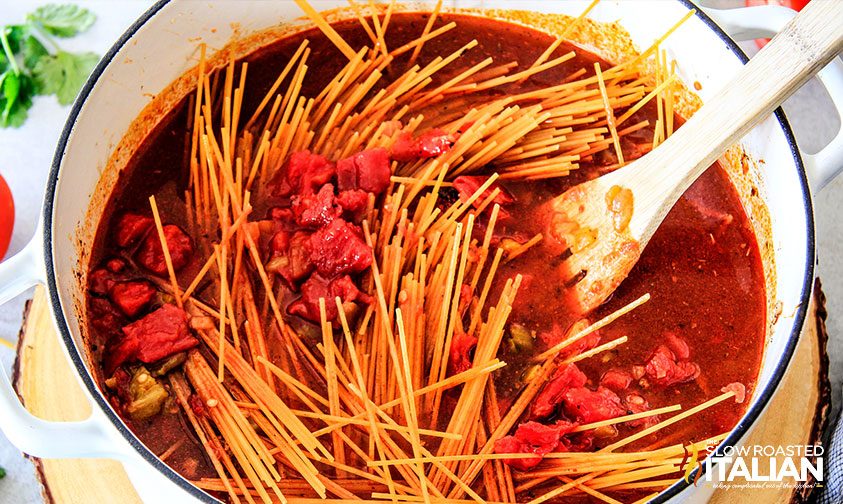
530, 363, 588, 419
336, 189, 370, 217
292, 183, 341, 228
562, 386, 626, 423
109, 280, 156, 318
136, 224, 194, 276
89, 297, 126, 342
307, 219, 373, 277
721, 382, 747, 404
337, 148, 392, 195
453, 176, 514, 208
108, 304, 198, 373
494, 421, 576, 471
644, 345, 700, 386
89, 268, 117, 295
115, 213, 153, 248
624, 394, 658, 428
287, 274, 371, 323
600, 369, 633, 392
391, 129, 454, 161
664, 331, 691, 360
277, 151, 336, 196
448, 331, 478, 375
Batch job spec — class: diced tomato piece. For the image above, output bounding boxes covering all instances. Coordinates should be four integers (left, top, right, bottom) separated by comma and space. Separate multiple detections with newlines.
494, 421, 575, 471
89, 268, 117, 296
329, 275, 372, 305
553, 362, 589, 385
644, 345, 700, 386
448, 331, 478, 375
107, 304, 198, 373
644, 346, 677, 383
624, 394, 658, 428
391, 129, 454, 161
337, 148, 392, 195
452, 176, 514, 208
518, 420, 573, 445
115, 213, 153, 248
108, 281, 156, 318
721, 382, 747, 404
292, 183, 341, 227
560, 331, 601, 359
136, 224, 194, 276
664, 331, 691, 360
531, 363, 588, 419
562, 386, 625, 423
106, 258, 126, 273
288, 274, 372, 323
600, 369, 633, 392
494, 436, 542, 471
538, 323, 564, 347
336, 189, 370, 216
538, 321, 599, 358
89, 297, 126, 342
308, 219, 373, 277
391, 133, 417, 162
277, 151, 336, 196
561, 431, 596, 452
417, 129, 455, 158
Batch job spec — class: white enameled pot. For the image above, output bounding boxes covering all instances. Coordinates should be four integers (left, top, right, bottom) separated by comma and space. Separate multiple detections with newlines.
0, 1, 841, 502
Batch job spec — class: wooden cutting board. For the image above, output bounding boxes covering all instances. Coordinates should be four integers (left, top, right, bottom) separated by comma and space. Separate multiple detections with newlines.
12, 281, 831, 503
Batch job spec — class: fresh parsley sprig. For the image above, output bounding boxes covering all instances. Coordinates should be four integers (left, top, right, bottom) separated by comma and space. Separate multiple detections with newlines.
0, 4, 98, 128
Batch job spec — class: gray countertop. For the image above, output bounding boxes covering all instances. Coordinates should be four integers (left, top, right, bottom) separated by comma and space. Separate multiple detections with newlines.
0, 1, 840, 503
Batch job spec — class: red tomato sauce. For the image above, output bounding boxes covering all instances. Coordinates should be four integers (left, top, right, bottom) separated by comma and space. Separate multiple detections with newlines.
83, 13, 766, 501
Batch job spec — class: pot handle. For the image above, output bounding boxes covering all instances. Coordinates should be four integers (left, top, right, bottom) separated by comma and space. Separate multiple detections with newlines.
0, 233, 132, 460
704, 5, 843, 191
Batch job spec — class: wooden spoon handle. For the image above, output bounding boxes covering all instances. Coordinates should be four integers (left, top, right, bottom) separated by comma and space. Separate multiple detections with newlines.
621, 0, 843, 243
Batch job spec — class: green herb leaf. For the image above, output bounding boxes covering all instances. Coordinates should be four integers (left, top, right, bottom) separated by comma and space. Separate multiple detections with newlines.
0, 466, 6, 479
0, 4, 98, 127
32, 50, 97, 105
2, 71, 21, 114
27, 4, 96, 38
0, 28, 20, 76
23, 35, 48, 69
4, 25, 28, 53
0, 71, 33, 127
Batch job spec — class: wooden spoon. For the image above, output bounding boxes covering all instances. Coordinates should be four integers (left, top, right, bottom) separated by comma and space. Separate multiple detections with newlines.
549, 0, 843, 314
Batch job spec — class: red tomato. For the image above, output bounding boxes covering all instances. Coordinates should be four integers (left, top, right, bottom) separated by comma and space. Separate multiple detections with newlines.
0, 174, 13, 260
745, 0, 811, 49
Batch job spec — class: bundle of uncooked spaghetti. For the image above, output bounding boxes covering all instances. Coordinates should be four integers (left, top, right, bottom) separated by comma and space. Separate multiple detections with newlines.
137, 2, 742, 503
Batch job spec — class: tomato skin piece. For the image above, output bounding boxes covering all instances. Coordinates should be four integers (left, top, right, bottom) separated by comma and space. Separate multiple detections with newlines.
744, 0, 810, 48
0, 174, 14, 260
